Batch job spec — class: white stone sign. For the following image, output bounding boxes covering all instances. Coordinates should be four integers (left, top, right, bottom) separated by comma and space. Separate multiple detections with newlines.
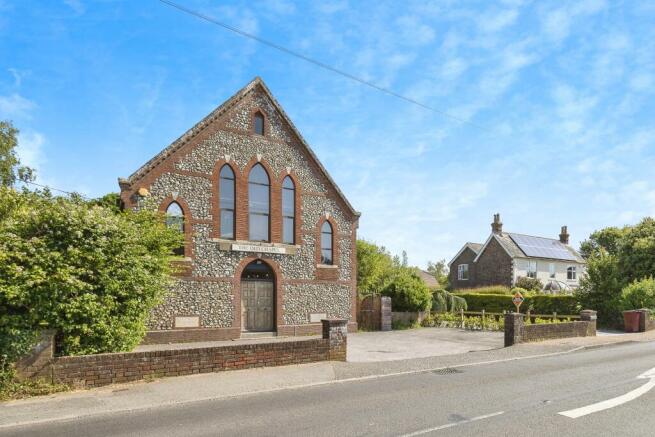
310, 313, 327, 323
175, 316, 200, 328
232, 243, 286, 255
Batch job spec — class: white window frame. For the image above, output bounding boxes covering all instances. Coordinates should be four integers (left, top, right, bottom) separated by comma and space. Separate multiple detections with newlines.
549, 263, 556, 279
527, 260, 537, 279
567, 266, 577, 280
457, 264, 469, 281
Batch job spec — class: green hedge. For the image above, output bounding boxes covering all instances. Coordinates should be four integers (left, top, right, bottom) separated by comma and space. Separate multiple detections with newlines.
452, 286, 511, 295
452, 293, 580, 315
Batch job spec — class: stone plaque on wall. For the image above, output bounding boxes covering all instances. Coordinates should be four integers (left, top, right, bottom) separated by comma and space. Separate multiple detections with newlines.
175, 316, 200, 328
232, 243, 287, 255
309, 313, 328, 323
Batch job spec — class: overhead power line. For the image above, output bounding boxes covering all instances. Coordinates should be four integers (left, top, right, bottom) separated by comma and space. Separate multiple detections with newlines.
158, 0, 490, 132
21, 180, 90, 199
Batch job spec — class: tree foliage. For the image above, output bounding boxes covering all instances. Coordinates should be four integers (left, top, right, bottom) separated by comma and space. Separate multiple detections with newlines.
621, 277, 655, 311
0, 187, 182, 361
0, 121, 34, 187
576, 218, 655, 327
381, 268, 432, 312
426, 259, 449, 287
576, 250, 624, 327
579, 226, 627, 259
356, 240, 395, 296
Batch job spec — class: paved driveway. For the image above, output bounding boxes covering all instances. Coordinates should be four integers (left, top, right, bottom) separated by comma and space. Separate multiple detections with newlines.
347, 328, 503, 362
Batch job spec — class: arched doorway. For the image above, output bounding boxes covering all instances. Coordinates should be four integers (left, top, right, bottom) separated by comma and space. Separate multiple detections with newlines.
241, 260, 275, 332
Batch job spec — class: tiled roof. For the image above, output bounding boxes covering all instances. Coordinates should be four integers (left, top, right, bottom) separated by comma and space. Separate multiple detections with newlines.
417, 270, 440, 288
497, 232, 585, 263
466, 242, 483, 254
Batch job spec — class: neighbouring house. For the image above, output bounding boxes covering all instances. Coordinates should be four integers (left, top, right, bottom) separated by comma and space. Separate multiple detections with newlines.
448, 214, 586, 292
118, 77, 360, 343
417, 270, 440, 289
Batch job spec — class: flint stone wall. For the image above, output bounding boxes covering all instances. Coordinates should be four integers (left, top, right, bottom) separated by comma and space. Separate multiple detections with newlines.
141, 86, 355, 332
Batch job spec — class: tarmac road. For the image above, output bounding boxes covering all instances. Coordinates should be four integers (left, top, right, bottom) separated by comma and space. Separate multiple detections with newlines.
2, 341, 655, 436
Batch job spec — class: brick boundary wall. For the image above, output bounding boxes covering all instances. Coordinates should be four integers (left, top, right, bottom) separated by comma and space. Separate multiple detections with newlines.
17, 320, 347, 389
637, 309, 655, 332
504, 310, 596, 347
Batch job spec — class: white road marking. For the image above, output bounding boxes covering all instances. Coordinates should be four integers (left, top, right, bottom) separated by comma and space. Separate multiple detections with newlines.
399, 411, 505, 436
559, 366, 655, 419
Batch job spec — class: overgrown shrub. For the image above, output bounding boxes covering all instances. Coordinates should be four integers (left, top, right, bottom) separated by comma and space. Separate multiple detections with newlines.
515, 277, 543, 291
382, 268, 432, 312
0, 188, 182, 358
432, 289, 467, 313
620, 277, 655, 311
576, 250, 623, 328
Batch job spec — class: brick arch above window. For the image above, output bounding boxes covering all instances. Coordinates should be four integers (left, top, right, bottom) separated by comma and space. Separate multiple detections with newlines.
241, 157, 279, 242
159, 196, 193, 259
251, 108, 267, 136
315, 215, 339, 267
278, 170, 302, 245
210, 160, 242, 240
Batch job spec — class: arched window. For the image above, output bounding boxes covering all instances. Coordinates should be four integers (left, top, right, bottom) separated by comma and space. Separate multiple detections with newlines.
254, 112, 265, 135
165, 201, 185, 256
320, 221, 333, 265
248, 163, 270, 241
282, 176, 295, 244
219, 165, 235, 239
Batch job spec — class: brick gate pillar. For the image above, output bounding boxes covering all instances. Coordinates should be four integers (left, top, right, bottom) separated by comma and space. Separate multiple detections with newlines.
580, 310, 598, 336
322, 319, 348, 361
504, 313, 524, 347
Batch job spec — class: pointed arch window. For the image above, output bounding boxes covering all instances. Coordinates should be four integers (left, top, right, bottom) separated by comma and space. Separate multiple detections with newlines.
248, 163, 270, 241
165, 201, 185, 256
282, 176, 295, 244
254, 112, 265, 135
219, 165, 235, 239
320, 221, 333, 265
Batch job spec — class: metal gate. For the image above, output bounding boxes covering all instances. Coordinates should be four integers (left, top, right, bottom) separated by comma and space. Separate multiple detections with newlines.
241, 280, 275, 332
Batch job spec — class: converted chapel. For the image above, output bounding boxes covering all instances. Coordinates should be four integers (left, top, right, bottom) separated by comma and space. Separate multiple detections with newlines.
118, 77, 360, 343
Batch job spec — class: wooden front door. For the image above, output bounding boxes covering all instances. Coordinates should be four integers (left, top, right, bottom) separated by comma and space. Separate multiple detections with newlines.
241, 280, 275, 332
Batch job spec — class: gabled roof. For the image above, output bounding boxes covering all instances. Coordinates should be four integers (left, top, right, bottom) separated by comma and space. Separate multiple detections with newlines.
123, 77, 359, 217
417, 270, 440, 288
448, 242, 483, 266
473, 232, 585, 263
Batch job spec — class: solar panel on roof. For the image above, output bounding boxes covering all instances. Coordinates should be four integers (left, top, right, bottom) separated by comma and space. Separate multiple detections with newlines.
508, 233, 577, 261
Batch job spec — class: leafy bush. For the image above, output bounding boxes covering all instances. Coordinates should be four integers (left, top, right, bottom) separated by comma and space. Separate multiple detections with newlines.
453, 286, 511, 295
577, 218, 655, 327
382, 268, 432, 312
576, 250, 623, 328
452, 292, 579, 315
511, 287, 529, 296
0, 188, 182, 358
620, 277, 655, 311
530, 295, 580, 314
421, 312, 504, 331
515, 277, 543, 291
432, 289, 467, 313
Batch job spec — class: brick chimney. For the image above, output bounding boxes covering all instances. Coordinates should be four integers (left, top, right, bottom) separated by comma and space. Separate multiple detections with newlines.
559, 226, 570, 245
491, 213, 503, 234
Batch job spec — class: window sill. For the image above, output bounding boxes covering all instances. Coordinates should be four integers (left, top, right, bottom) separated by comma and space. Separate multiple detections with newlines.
317, 264, 338, 269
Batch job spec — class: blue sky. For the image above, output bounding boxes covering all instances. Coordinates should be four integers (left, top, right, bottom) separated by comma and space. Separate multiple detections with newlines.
1, 0, 654, 268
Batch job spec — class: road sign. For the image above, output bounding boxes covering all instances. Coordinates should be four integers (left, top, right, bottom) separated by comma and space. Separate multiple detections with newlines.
512, 291, 524, 312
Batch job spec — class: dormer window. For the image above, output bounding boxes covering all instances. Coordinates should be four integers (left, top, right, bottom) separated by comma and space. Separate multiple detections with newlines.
254, 112, 265, 135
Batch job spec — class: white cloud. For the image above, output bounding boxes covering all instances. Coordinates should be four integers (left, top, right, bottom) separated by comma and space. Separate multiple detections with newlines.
64, 0, 85, 15
479, 8, 519, 33
16, 130, 45, 173
541, 0, 608, 43
0, 93, 36, 119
